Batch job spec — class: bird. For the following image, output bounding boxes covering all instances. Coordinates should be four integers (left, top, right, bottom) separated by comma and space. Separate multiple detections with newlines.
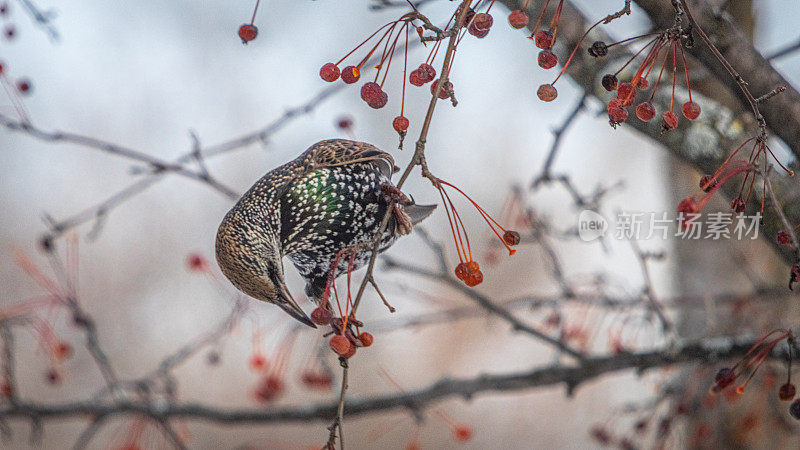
215, 139, 435, 327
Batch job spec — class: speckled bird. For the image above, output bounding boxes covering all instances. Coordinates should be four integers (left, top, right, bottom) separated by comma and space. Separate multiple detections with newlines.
215, 139, 435, 327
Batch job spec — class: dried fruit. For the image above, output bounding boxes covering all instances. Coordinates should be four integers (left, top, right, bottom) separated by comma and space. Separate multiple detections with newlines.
534, 30, 553, 49
431, 79, 452, 100
588, 41, 608, 57
616, 82, 635, 106
662, 111, 679, 130
358, 332, 374, 347
329, 334, 351, 356
602, 74, 618, 91
682, 101, 701, 120
635, 101, 655, 122
538, 50, 557, 69
319, 63, 340, 82
393, 116, 409, 132
537, 84, 557, 102
508, 10, 529, 29
310, 307, 332, 325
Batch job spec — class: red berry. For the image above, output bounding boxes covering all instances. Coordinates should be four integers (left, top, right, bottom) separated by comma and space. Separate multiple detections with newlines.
329, 335, 351, 356
310, 307, 332, 325
508, 10, 529, 29
537, 50, 557, 69
393, 116, 409, 132
319, 63, 340, 82
342, 343, 357, 359
16, 79, 30, 94
635, 101, 655, 122
677, 197, 700, 215
608, 104, 628, 124
360, 82, 382, 103
453, 425, 473, 442
464, 270, 483, 287
791, 399, 800, 419
431, 79, 452, 100
636, 78, 649, 89
699, 175, 717, 192
454, 262, 468, 280
682, 101, 701, 120
731, 198, 745, 213
367, 90, 388, 109
358, 332, 373, 347
238, 24, 258, 44
409, 69, 424, 86
777, 231, 792, 246
537, 84, 557, 102
662, 111, 679, 129
601, 74, 618, 91
616, 82, 635, 106
472, 13, 493, 30
503, 230, 520, 246
468, 23, 489, 38
417, 63, 436, 82
534, 30, 553, 49
780, 383, 796, 401
341, 65, 360, 84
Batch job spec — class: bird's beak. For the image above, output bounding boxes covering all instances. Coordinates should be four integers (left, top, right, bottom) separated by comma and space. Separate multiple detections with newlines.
276, 281, 316, 328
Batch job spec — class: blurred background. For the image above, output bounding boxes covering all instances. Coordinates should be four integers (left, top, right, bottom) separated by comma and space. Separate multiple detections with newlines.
1, 0, 799, 448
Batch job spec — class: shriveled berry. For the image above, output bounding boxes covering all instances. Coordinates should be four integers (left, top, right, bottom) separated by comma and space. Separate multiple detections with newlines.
791, 399, 800, 419
329, 335, 351, 356
682, 101, 701, 120
341, 65, 360, 84
472, 13, 493, 30
602, 74, 618, 91
588, 41, 608, 57
534, 30, 553, 49
409, 69, 424, 86
468, 23, 490, 38
537, 84, 557, 102
431, 79, 452, 99
360, 82, 382, 103
310, 307, 332, 325
508, 10, 529, 29
538, 50, 557, 69
635, 101, 655, 122
358, 332, 374, 347
662, 111, 679, 129
616, 82, 635, 106
699, 175, 717, 193
731, 198, 745, 213
780, 383, 796, 401
777, 231, 792, 246
608, 104, 629, 124
417, 63, 436, 82
319, 63, 340, 82
393, 116, 409, 132
238, 24, 258, 44
16, 79, 31, 94
368, 90, 388, 109
503, 230, 520, 246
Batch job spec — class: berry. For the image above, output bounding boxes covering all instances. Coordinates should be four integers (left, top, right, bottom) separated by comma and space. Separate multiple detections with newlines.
238, 24, 258, 44
393, 116, 409, 132
249, 354, 267, 371
503, 230, 520, 246
538, 50, 557, 69
319, 63, 340, 82
358, 332, 374, 347
534, 30, 553, 49
455, 262, 468, 280
360, 82, 382, 103
637, 78, 649, 89
588, 41, 608, 57
409, 69, 424, 86
537, 84, 557, 102
464, 270, 483, 287
608, 104, 629, 124
678, 197, 699, 215
472, 13, 493, 30
254, 375, 283, 402
682, 101, 701, 120
368, 90, 388, 109
453, 425, 473, 442
16, 79, 30, 94
602, 74, 618, 91
431, 79, 452, 100
777, 231, 792, 246
780, 383, 796, 401
466, 261, 479, 273
417, 63, 436, 82
508, 10, 529, 29
341, 66, 360, 84
791, 399, 800, 420
616, 82, 635, 106
662, 111, 679, 130
731, 198, 746, 213
329, 334, 351, 356
310, 307, 332, 325
468, 24, 490, 38
699, 175, 717, 192
635, 101, 655, 122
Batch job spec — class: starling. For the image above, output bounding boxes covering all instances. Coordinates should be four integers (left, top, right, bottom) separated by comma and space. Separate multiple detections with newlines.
215, 139, 435, 327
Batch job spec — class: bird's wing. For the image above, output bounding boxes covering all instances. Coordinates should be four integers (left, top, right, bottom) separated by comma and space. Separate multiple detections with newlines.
308, 139, 395, 178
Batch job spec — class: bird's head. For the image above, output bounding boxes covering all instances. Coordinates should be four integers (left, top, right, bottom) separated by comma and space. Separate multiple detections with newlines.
215, 217, 315, 327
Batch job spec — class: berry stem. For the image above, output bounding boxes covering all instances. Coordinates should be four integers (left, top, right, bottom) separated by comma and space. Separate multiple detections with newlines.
249, 0, 261, 25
